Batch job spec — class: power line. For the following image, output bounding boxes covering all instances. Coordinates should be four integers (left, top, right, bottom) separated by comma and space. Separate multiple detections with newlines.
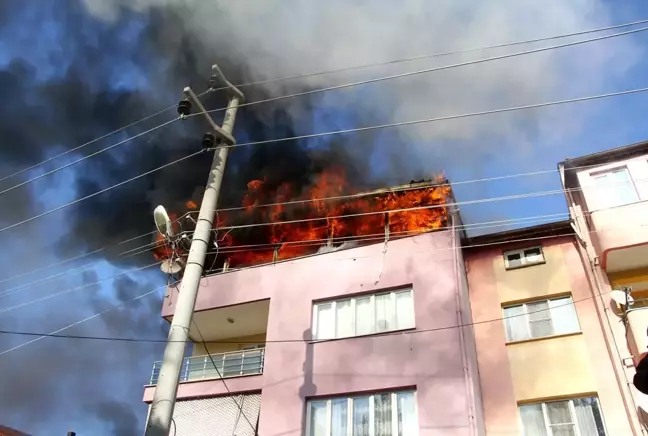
201, 25, 648, 117
0, 261, 162, 314
0, 280, 174, 356
213, 19, 648, 92
2, 85, 647, 236
0, 150, 203, 234
0, 277, 610, 347
0, 105, 177, 184
2, 22, 643, 199
0, 118, 179, 197
2, 17, 642, 190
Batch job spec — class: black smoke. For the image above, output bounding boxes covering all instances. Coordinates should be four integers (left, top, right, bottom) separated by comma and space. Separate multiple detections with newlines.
0, 1, 423, 433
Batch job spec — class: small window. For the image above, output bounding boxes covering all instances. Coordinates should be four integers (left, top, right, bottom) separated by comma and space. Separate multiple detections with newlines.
312, 289, 414, 340
503, 296, 580, 342
591, 166, 639, 209
519, 397, 606, 435
306, 390, 417, 436
504, 246, 545, 269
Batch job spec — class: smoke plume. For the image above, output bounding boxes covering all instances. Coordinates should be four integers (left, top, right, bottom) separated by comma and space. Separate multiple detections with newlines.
0, 0, 642, 433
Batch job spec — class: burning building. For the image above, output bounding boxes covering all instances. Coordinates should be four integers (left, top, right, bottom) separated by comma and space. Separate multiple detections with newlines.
152, 171, 452, 275
144, 175, 487, 435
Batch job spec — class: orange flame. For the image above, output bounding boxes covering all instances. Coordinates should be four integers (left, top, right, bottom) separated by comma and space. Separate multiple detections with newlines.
186, 200, 198, 210
153, 170, 450, 269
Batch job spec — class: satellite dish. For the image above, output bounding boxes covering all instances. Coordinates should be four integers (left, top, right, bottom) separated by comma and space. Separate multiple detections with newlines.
154, 205, 174, 239
160, 258, 183, 275
611, 289, 635, 306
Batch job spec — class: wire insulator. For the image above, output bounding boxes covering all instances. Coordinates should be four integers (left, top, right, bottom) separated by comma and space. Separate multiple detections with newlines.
177, 99, 192, 117
208, 75, 219, 90
202, 132, 215, 151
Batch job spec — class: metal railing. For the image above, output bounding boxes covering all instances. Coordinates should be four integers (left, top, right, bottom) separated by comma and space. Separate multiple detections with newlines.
149, 348, 265, 385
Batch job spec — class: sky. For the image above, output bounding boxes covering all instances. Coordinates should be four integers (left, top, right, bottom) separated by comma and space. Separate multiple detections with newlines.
2, 0, 648, 434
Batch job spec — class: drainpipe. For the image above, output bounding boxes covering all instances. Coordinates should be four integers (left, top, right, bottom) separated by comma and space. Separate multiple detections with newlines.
451, 212, 478, 435
560, 166, 641, 434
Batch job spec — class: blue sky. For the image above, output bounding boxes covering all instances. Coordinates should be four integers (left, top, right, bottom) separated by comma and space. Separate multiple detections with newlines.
2, 0, 648, 434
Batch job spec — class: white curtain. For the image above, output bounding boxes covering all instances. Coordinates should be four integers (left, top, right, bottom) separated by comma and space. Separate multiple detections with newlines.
331, 399, 348, 436
374, 394, 392, 436
519, 404, 548, 436
397, 392, 416, 436
504, 305, 529, 342
573, 398, 605, 436
353, 397, 370, 436
316, 303, 335, 340
355, 297, 373, 336
336, 300, 354, 338
375, 294, 395, 333
395, 291, 414, 330
310, 402, 327, 436
550, 297, 580, 335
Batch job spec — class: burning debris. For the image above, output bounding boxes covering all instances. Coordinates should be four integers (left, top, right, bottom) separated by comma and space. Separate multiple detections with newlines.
153, 170, 451, 272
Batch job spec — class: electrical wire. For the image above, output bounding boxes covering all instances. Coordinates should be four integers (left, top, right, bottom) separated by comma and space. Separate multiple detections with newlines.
0, 150, 203, 235
0, 261, 162, 314
2, 85, 648, 237
0, 277, 612, 347
211, 19, 648, 92
2, 18, 642, 189
0, 280, 176, 356
2, 21, 642, 200
200, 25, 648, 117
0, 105, 177, 184
191, 319, 258, 435
0, 118, 179, 197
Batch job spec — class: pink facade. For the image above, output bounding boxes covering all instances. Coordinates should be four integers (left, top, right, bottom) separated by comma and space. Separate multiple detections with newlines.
147, 230, 484, 435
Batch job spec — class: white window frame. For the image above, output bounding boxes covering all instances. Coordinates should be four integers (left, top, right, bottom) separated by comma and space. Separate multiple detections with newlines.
503, 296, 580, 342
519, 398, 605, 436
503, 246, 545, 270
311, 288, 414, 340
590, 165, 639, 209
305, 390, 419, 436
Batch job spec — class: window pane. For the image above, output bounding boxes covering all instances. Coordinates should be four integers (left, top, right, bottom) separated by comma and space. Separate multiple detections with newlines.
374, 394, 392, 436
503, 305, 529, 342
375, 294, 395, 333
395, 291, 415, 330
331, 399, 348, 436
573, 398, 606, 436
310, 401, 327, 436
546, 401, 572, 424
353, 397, 370, 436
355, 297, 373, 336
506, 252, 523, 268
524, 247, 543, 263
593, 168, 638, 208
336, 300, 354, 338
528, 301, 553, 338
397, 392, 416, 436
519, 404, 548, 436
316, 303, 335, 340
550, 297, 580, 335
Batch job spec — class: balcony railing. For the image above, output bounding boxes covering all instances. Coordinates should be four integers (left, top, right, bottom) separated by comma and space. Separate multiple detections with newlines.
149, 348, 265, 385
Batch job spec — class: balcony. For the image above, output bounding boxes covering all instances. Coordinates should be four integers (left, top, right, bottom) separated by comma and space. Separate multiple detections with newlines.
149, 348, 265, 385
144, 299, 269, 403
589, 201, 648, 272
626, 302, 648, 365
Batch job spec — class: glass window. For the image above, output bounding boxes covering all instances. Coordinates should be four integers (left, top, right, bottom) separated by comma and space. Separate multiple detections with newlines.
520, 397, 606, 436
591, 166, 638, 209
503, 296, 580, 342
307, 391, 417, 436
313, 289, 414, 340
504, 246, 545, 269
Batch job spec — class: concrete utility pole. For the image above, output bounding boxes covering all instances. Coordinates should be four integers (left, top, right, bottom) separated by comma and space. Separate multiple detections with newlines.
145, 64, 245, 436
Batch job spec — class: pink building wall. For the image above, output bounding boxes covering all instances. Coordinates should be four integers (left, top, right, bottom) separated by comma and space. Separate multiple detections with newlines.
573, 153, 648, 267
157, 231, 484, 436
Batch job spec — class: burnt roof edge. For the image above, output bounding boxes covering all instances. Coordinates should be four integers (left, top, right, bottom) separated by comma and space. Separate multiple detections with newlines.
559, 138, 648, 171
